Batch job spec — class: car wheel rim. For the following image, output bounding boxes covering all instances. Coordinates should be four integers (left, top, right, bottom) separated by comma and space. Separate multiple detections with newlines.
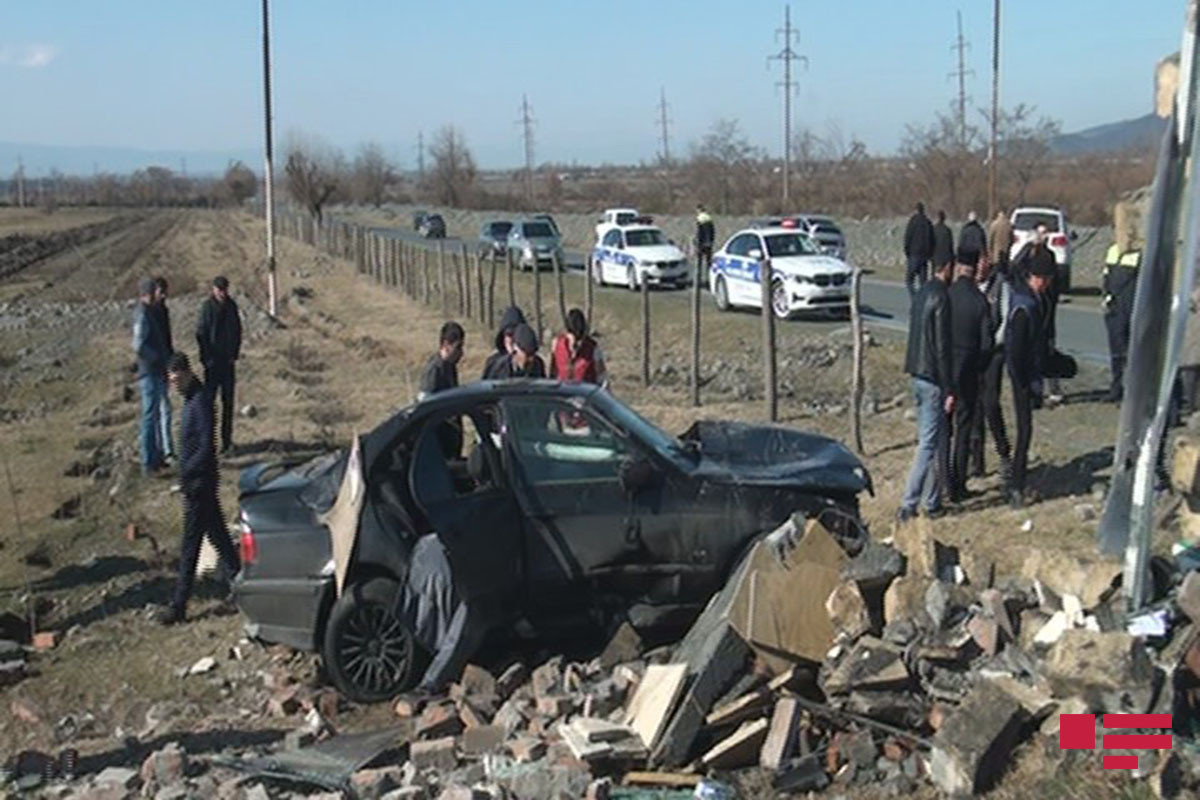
772, 282, 789, 318
339, 601, 410, 696
628, 268, 637, 291
716, 278, 727, 309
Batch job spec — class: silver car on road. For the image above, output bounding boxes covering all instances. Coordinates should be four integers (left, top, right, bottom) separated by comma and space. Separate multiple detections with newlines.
507, 219, 565, 270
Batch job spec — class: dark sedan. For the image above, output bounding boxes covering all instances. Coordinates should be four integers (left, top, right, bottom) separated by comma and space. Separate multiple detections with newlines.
232, 381, 871, 701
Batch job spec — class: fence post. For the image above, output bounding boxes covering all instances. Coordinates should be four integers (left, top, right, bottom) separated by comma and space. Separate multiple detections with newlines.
850, 266, 865, 454
534, 254, 544, 341
488, 253, 498, 329
761, 260, 777, 422
553, 250, 567, 329
584, 251, 595, 328
460, 243, 471, 318
641, 276, 651, 387
692, 246, 704, 408
506, 249, 516, 308
423, 246, 431, 306
438, 241, 448, 316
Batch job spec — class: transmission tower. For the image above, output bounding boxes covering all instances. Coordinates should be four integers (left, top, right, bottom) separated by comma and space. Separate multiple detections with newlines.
988, 0, 1001, 218
14, 156, 25, 208
768, 5, 807, 207
517, 94, 536, 206
656, 87, 673, 166
949, 10, 975, 147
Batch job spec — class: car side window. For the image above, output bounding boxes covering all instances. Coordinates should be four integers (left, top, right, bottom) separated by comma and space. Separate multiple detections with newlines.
727, 234, 753, 257
603, 229, 621, 248
503, 398, 632, 485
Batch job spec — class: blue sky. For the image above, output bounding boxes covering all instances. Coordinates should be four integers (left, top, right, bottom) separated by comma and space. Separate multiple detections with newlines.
0, 0, 1185, 173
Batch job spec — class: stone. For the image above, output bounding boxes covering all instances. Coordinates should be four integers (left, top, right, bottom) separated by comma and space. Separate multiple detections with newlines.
985, 674, 1057, 717
268, 686, 303, 717
187, 656, 216, 675
410, 737, 458, 772
1045, 630, 1155, 702
461, 724, 505, 755
929, 681, 1025, 796
508, 736, 546, 763
535, 694, 572, 719
140, 743, 187, 788
884, 576, 933, 628
979, 589, 1016, 640
1020, 550, 1121, 610
925, 581, 952, 629
891, 517, 938, 578
351, 766, 407, 798
493, 699, 526, 736
1033, 611, 1071, 647
31, 631, 56, 651
395, 696, 425, 719
822, 636, 910, 694
842, 542, 905, 589
599, 622, 645, 669
244, 785, 270, 800
495, 663, 527, 700
843, 729, 877, 769
586, 778, 613, 800
530, 658, 562, 700
457, 699, 491, 729
418, 702, 464, 739
1074, 503, 1097, 522
1178, 571, 1200, 624
967, 615, 1001, 656
455, 664, 497, 700
240, 404, 258, 418
825, 581, 871, 637
382, 789, 428, 800
772, 754, 830, 793
95, 766, 139, 789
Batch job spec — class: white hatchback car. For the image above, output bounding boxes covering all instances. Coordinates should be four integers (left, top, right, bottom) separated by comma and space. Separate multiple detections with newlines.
710, 225, 853, 318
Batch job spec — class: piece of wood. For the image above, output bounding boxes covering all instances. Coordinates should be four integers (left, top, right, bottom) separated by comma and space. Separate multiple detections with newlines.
624, 663, 687, 751
701, 718, 769, 769
760, 697, 802, 770
623, 772, 701, 788
559, 723, 614, 761
705, 687, 771, 728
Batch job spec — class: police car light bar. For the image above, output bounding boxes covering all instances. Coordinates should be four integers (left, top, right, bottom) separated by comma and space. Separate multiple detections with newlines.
633, 215, 654, 225
780, 218, 798, 229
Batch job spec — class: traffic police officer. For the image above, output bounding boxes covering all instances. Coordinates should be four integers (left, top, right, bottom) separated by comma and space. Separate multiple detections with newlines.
1103, 237, 1142, 403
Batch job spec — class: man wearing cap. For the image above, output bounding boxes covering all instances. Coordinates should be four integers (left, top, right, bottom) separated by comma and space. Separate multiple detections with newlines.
482, 306, 527, 380
501, 323, 546, 379
195, 276, 243, 454
1004, 254, 1055, 508
133, 277, 171, 474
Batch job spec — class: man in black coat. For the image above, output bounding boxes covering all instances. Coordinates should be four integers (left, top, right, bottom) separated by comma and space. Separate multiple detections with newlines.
946, 247, 992, 502
959, 211, 987, 256
482, 306, 527, 380
931, 210, 955, 272
500, 324, 546, 378
1004, 258, 1054, 508
695, 205, 716, 276
903, 202, 935, 298
195, 275, 243, 454
157, 353, 241, 625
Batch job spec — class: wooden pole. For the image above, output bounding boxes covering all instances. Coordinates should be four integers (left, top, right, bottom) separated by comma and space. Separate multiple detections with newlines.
761, 260, 777, 422
487, 253, 498, 329
850, 266, 865, 454
553, 250, 568, 329
534, 253, 544, 342
460, 242, 470, 318
691, 246, 703, 407
423, 246, 431, 306
641, 276, 651, 387
585, 252, 595, 328
476, 251, 487, 325
506, 248, 516, 308
438, 241, 448, 315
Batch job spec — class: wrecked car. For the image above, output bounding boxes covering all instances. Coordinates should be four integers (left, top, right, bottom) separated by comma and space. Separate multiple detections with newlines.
231, 381, 872, 701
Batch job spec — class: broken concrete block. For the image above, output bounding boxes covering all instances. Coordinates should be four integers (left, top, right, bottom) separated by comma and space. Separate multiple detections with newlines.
417, 702, 463, 739
929, 681, 1025, 797
925, 581, 951, 629
842, 542, 904, 589
31, 631, 56, 651
843, 729, 877, 770
1033, 611, 1071, 647
461, 725, 505, 756
985, 674, 1057, 718
967, 615, 1001, 656
453, 664, 496, 700
822, 636, 910, 695
457, 699, 491, 729
95, 767, 139, 789
826, 581, 871, 638
759, 697, 801, 770
586, 778, 613, 800
1020, 550, 1121, 610
624, 663, 687, 751
139, 743, 187, 789
1045, 630, 1155, 700
507, 736, 547, 763
268, 686, 304, 718
705, 686, 772, 728
772, 754, 829, 793
350, 766, 405, 798
493, 699, 526, 737
700, 718, 769, 769
1178, 571, 1200, 624
495, 663, 527, 700
530, 658, 562, 700
892, 516, 938, 578
599, 622, 645, 669
883, 575, 933, 628
979, 588, 1016, 640
535, 694, 572, 719
410, 737, 458, 772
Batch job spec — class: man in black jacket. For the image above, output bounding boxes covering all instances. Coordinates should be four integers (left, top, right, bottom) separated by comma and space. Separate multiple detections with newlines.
695, 205, 716, 274
898, 258, 955, 520
1013, 225, 1063, 404
158, 353, 241, 625
195, 276, 243, 454
947, 247, 992, 502
960, 211, 987, 256
903, 202, 935, 298
932, 210, 954, 272
1005, 258, 1054, 508
482, 306, 527, 380
500, 324, 546, 378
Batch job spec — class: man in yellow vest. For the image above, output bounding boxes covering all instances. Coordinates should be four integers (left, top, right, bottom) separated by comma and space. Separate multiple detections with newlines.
1102, 227, 1142, 403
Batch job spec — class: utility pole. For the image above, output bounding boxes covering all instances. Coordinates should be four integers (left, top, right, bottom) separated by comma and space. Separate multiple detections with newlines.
769, 5, 807, 208
15, 156, 25, 208
517, 94, 536, 207
949, 10, 974, 147
988, 0, 1001, 219
261, 0, 278, 317
657, 86, 672, 166
416, 131, 426, 184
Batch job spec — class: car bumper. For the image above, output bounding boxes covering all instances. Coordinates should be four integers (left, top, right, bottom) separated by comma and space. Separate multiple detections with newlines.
233, 572, 331, 652
641, 268, 690, 288
788, 286, 851, 310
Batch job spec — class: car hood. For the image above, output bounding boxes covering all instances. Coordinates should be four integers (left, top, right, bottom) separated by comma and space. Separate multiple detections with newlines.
680, 420, 872, 495
629, 245, 684, 262
770, 254, 853, 277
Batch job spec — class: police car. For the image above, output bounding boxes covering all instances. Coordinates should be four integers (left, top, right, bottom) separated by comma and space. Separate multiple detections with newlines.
710, 221, 853, 318
591, 220, 689, 291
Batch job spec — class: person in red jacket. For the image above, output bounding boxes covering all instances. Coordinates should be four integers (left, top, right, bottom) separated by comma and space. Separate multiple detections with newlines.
550, 308, 606, 385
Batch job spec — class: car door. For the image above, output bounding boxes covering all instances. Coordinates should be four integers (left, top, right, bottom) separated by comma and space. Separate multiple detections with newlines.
408, 404, 523, 605
600, 229, 623, 284
725, 233, 762, 305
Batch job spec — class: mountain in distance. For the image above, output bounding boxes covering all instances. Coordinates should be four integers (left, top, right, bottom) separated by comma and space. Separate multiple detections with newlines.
0, 141, 259, 178
1050, 113, 1168, 156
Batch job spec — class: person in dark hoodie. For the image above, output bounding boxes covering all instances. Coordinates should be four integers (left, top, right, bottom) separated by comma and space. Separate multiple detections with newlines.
1005, 255, 1054, 508
482, 306, 527, 380
959, 211, 987, 257
502, 324, 546, 378
195, 276, 243, 453
903, 202, 935, 297
157, 352, 241, 625
931, 210, 954, 272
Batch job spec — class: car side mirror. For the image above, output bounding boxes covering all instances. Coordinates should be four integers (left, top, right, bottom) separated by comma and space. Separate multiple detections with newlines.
619, 456, 662, 495
748, 248, 764, 261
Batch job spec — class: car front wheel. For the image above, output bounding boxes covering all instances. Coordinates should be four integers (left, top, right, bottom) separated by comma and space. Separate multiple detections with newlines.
714, 276, 730, 311
627, 266, 639, 291
772, 280, 794, 320
321, 576, 425, 702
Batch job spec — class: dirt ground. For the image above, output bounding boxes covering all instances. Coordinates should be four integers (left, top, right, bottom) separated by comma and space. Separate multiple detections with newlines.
0, 208, 1164, 797
0, 207, 123, 238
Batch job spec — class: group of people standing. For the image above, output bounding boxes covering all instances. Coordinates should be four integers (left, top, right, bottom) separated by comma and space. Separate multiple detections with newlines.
900, 203, 1065, 519
132, 275, 245, 625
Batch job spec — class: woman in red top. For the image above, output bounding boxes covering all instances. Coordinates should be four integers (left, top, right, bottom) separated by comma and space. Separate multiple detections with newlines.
550, 308, 606, 385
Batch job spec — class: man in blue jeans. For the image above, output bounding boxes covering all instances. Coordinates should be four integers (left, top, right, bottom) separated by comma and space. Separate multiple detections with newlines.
132, 278, 170, 475
898, 257, 955, 521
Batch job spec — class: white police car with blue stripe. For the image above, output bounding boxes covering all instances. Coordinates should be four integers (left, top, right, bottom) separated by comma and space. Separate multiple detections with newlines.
710, 224, 853, 319
591, 222, 689, 291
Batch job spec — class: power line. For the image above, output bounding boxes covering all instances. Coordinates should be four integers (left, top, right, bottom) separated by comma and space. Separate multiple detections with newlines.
768, 4, 807, 207
949, 9, 975, 147
656, 86, 673, 166
517, 94, 536, 206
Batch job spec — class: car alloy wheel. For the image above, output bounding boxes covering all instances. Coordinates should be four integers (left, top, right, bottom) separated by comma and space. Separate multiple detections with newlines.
322, 576, 423, 702
772, 280, 792, 320
627, 266, 639, 291
592, 256, 605, 286
714, 276, 730, 311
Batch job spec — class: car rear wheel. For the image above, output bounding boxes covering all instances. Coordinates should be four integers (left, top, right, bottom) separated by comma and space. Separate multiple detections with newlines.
626, 266, 639, 291
714, 276, 730, 311
322, 576, 425, 702
771, 280, 793, 320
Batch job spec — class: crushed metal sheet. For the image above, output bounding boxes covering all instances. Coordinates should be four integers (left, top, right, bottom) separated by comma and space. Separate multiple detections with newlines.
214, 725, 408, 791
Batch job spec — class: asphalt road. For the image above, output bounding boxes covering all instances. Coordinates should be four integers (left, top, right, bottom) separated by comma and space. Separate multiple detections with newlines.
368, 222, 1110, 365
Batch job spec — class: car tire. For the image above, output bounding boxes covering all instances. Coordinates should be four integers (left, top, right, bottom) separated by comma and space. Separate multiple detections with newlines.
321, 576, 426, 703
592, 256, 605, 286
627, 266, 639, 292
771, 279, 794, 320
714, 276, 730, 311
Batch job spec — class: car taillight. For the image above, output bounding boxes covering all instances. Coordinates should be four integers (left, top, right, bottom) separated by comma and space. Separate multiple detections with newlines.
1050, 234, 1068, 248
239, 521, 258, 565
780, 218, 798, 228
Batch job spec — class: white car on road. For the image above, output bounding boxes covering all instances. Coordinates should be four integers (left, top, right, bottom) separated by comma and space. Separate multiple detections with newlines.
710, 225, 853, 318
594, 207, 640, 241
1009, 206, 1076, 292
592, 223, 689, 290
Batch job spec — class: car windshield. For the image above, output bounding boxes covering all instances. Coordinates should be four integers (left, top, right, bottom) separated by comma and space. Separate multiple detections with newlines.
615, 212, 637, 225
522, 222, 555, 238
625, 229, 667, 247
593, 391, 687, 464
489, 222, 512, 237
765, 233, 820, 257
1013, 212, 1061, 232
814, 224, 841, 236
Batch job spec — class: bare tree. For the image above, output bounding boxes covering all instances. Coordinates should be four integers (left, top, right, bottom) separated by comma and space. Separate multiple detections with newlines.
222, 161, 257, 206
284, 137, 345, 221
994, 104, 1062, 204
351, 142, 395, 207
427, 126, 477, 206
900, 108, 983, 215
687, 119, 765, 214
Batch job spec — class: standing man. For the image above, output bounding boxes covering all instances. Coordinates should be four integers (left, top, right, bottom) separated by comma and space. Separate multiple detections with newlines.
903, 202, 935, 298
1005, 257, 1054, 508
960, 211, 987, 257
151, 277, 175, 463
195, 276, 243, 454
550, 308, 606, 385
897, 258, 955, 522
947, 247, 992, 502
1102, 216, 1142, 403
695, 205, 716, 278
419, 322, 465, 401
158, 353, 241, 625
1013, 224, 1062, 403
932, 210, 955, 274
987, 209, 1013, 276
133, 278, 170, 475
500, 324, 546, 379
482, 306, 527, 380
